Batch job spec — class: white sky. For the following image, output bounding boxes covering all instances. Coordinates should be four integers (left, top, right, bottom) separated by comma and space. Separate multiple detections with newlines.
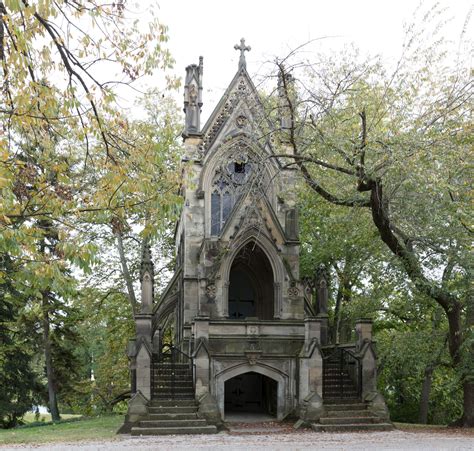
132, 0, 472, 122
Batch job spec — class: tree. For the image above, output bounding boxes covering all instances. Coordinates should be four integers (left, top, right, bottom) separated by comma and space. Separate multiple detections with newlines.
272, 6, 473, 426
0, 255, 41, 428
0, 0, 179, 421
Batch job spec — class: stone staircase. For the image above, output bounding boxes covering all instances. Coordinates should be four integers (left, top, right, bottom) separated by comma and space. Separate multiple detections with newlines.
322, 350, 359, 401
152, 362, 195, 399
130, 361, 217, 436
312, 400, 393, 432
318, 348, 392, 431
130, 399, 217, 436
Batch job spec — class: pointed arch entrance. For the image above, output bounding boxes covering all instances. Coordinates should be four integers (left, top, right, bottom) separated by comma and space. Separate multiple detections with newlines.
228, 241, 274, 320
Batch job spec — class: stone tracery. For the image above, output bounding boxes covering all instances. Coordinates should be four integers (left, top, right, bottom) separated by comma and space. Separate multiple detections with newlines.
209, 142, 266, 235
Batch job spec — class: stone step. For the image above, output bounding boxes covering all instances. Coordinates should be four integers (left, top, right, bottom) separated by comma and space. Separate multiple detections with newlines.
324, 402, 365, 409
153, 392, 195, 397
153, 377, 193, 385
153, 370, 193, 374
324, 384, 356, 388
319, 416, 378, 425
148, 406, 197, 414
151, 373, 193, 381
324, 390, 358, 395
324, 371, 351, 376
153, 385, 194, 392
311, 423, 393, 432
139, 419, 207, 428
323, 396, 363, 410
148, 413, 199, 421
324, 387, 357, 392
153, 384, 194, 389
324, 379, 353, 383
149, 399, 197, 407
152, 364, 191, 369
325, 409, 370, 418
152, 395, 196, 400
131, 425, 217, 436
323, 387, 357, 397
152, 373, 193, 382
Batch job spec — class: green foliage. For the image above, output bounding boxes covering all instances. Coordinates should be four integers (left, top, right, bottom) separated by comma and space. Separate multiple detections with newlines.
291, 4, 472, 423
67, 290, 134, 414
0, 256, 42, 428
0, 0, 182, 422
377, 325, 462, 424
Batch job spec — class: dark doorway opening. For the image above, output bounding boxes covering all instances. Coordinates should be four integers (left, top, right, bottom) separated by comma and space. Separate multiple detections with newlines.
224, 372, 278, 416
228, 242, 274, 320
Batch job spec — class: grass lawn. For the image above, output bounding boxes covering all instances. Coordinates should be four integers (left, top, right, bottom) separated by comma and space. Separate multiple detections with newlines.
21, 413, 82, 423
0, 415, 124, 445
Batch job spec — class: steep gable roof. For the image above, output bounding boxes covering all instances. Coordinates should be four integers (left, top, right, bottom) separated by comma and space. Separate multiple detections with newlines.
201, 67, 273, 156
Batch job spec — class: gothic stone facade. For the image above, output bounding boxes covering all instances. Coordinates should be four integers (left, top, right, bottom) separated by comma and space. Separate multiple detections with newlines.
122, 44, 389, 428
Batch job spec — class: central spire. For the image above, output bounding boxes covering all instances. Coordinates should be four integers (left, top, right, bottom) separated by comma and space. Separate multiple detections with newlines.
234, 38, 251, 70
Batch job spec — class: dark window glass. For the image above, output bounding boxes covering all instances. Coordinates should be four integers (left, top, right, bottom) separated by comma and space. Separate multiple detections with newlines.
222, 192, 232, 223
211, 192, 221, 235
234, 162, 245, 173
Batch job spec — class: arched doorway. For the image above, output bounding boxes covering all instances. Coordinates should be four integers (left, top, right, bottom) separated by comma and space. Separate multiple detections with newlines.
228, 242, 274, 320
224, 372, 278, 417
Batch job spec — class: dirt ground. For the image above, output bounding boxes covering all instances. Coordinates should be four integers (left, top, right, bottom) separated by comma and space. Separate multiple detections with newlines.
2, 423, 474, 451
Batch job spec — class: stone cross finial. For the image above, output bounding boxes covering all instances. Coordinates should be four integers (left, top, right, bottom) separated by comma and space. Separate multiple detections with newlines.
234, 38, 251, 70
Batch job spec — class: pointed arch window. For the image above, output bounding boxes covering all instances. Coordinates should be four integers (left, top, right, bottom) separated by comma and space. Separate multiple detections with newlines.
211, 177, 235, 235
209, 148, 263, 236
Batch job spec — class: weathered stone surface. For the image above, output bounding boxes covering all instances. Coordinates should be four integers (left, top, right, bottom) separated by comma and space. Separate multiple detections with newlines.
197, 392, 222, 426
120, 43, 389, 435
299, 391, 325, 423
117, 391, 149, 434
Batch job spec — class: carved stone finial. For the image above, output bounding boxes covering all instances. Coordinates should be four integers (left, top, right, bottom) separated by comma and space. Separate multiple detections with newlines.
234, 38, 251, 70
183, 57, 204, 137
140, 242, 154, 313
315, 264, 328, 315
140, 243, 154, 282
277, 65, 295, 131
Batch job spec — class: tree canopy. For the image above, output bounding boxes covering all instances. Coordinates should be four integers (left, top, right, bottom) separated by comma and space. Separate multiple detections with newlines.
271, 6, 473, 426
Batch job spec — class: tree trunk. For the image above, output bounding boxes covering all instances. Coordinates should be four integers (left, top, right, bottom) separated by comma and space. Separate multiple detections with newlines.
334, 286, 342, 344
459, 283, 474, 427
461, 381, 474, 427
333, 262, 353, 344
367, 180, 472, 426
419, 366, 433, 424
42, 292, 60, 422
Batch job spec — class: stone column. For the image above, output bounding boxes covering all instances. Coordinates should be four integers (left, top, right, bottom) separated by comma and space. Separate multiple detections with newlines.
355, 319, 376, 397
134, 311, 153, 401
355, 319, 389, 419
135, 340, 152, 400
194, 316, 210, 396
298, 317, 324, 424
304, 317, 321, 350
193, 316, 222, 425
152, 327, 162, 355
315, 265, 329, 345
355, 318, 373, 350
135, 314, 152, 344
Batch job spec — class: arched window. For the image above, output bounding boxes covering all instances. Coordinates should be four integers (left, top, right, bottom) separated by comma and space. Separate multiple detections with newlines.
211, 177, 234, 235
210, 151, 255, 235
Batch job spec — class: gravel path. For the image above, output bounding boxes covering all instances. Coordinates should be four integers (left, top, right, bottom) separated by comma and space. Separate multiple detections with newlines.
2, 428, 474, 451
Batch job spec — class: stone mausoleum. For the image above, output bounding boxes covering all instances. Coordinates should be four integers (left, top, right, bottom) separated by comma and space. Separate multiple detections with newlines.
119, 41, 391, 435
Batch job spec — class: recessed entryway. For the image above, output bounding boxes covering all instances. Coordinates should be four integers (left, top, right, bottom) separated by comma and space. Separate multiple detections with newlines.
224, 372, 278, 420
